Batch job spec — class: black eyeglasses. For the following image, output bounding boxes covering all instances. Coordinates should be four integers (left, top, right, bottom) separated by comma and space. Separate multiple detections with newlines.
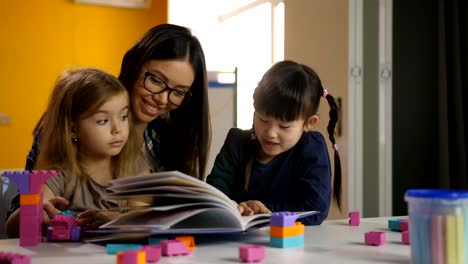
143, 72, 191, 106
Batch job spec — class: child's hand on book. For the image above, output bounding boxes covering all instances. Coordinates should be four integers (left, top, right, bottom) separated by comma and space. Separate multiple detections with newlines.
76, 210, 121, 229
237, 200, 272, 216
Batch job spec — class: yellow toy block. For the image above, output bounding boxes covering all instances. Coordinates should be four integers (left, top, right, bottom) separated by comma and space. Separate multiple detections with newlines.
20, 193, 41, 205
270, 222, 304, 238
175, 235, 196, 250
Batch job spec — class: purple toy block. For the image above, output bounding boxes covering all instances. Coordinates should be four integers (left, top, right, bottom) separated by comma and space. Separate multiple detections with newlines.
349, 211, 360, 226
270, 212, 298, 227
70, 226, 82, 242
399, 220, 409, 232
402, 230, 410, 245
365, 231, 386, 246
29, 170, 57, 193
0, 251, 31, 264
116, 250, 146, 264
161, 240, 191, 256
141, 245, 161, 262
239, 245, 265, 263
3, 171, 30, 194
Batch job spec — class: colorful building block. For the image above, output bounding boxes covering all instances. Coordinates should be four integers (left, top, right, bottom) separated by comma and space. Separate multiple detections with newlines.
148, 236, 169, 245
29, 170, 57, 193
107, 244, 142, 255
270, 212, 298, 227
402, 230, 410, 245
388, 219, 403, 231
399, 220, 409, 231
239, 245, 265, 262
160, 240, 191, 256
141, 245, 161, 263
349, 211, 360, 226
2, 171, 30, 194
174, 235, 196, 250
19, 194, 41, 205
365, 231, 386, 246
116, 250, 146, 264
0, 251, 31, 264
270, 222, 304, 238
46, 213, 81, 242
2, 170, 58, 246
270, 235, 304, 248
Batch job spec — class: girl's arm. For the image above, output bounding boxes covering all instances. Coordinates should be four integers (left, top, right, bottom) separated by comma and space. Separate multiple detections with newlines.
206, 128, 245, 198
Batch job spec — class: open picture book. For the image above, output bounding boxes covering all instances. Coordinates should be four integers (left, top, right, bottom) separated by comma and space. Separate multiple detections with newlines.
95, 171, 318, 236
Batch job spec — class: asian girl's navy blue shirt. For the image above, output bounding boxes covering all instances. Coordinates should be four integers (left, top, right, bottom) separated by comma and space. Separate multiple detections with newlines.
206, 128, 332, 225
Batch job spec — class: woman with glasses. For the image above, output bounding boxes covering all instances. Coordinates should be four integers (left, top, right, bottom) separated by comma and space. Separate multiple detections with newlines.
6, 24, 211, 229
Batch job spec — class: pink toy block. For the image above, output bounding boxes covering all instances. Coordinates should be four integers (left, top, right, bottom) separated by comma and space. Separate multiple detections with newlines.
161, 240, 191, 256
3, 171, 30, 194
50, 215, 75, 241
29, 170, 57, 193
399, 220, 409, 231
270, 212, 298, 227
402, 230, 410, 245
116, 250, 146, 264
349, 211, 360, 226
365, 231, 386, 246
239, 245, 265, 263
0, 251, 31, 264
5, 170, 57, 247
141, 245, 161, 262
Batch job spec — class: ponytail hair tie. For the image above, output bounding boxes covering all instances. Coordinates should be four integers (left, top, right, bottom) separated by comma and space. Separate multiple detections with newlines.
323, 89, 328, 98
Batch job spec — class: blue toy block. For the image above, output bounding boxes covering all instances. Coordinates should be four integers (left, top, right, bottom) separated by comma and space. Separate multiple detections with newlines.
388, 219, 403, 231
270, 212, 298, 227
3, 171, 30, 194
148, 236, 169, 245
29, 170, 57, 193
270, 235, 304, 248
106, 244, 142, 254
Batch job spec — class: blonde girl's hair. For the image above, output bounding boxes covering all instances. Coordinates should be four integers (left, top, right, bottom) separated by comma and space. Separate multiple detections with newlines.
35, 68, 139, 181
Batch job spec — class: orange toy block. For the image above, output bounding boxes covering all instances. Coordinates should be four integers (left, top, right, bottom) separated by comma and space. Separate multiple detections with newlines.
20, 194, 41, 205
270, 222, 304, 238
174, 236, 196, 250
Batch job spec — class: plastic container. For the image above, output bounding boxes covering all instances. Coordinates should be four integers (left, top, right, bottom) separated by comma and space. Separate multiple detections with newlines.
405, 189, 468, 264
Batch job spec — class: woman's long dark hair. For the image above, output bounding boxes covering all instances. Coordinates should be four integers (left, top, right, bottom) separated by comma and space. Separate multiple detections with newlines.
118, 24, 211, 179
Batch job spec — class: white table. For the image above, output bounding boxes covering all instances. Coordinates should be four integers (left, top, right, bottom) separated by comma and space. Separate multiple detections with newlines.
0, 217, 411, 263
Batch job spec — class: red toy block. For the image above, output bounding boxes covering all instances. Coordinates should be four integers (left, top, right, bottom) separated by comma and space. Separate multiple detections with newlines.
270, 212, 298, 227
239, 245, 265, 263
160, 240, 191, 256
116, 250, 146, 264
141, 245, 161, 262
29, 170, 57, 193
402, 230, 410, 245
399, 220, 409, 231
365, 231, 386, 246
3, 171, 30, 194
0, 251, 31, 264
348, 211, 360, 226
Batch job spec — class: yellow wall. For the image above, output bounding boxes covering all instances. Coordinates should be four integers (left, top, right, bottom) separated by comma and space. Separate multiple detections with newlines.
0, 0, 167, 168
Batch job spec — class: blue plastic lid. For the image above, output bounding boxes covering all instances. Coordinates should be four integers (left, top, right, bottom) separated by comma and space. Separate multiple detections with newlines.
405, 189, 468, 200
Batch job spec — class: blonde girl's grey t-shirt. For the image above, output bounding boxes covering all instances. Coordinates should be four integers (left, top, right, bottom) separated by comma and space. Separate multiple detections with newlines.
45, 171, 126, 212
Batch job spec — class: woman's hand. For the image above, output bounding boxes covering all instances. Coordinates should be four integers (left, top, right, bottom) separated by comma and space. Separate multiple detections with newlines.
75, 210, 121, 229
237, 200, 271, 216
